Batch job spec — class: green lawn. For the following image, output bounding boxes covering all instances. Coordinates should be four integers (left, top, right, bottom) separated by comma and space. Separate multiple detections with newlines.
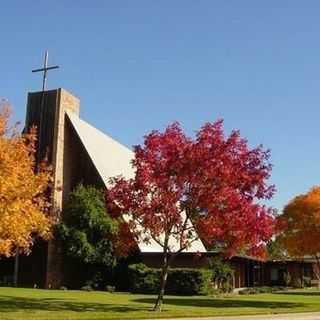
0, 287, 319, 320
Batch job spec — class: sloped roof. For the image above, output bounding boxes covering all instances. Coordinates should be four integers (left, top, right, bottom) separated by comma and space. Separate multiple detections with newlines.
66, 111, 207, 254
67, 111, 135, 185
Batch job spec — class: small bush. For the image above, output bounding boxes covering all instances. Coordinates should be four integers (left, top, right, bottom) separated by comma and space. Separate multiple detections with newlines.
283, 272, 291, 287
128, 263, 211, 295
84, 273, 103, 290
239, 288, 256, 295
166, 268, 211, 295
206, 285, 221, 296
129, 263, 160, 294
81, 285, 93, 291
105, 285, 115, 293
303, 276, 311, 287
238, 286, 288, 295
292, 278, 302, 288
208, 257, 234, 293
274, 285, 287, 291
259, 286, 275, 293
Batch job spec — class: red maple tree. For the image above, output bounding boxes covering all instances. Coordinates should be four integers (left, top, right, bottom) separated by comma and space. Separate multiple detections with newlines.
107, 120, 275, 311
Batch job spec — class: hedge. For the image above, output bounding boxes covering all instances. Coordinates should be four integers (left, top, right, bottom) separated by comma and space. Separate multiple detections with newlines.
238, 286, 287, 295
128, 263, 211, 295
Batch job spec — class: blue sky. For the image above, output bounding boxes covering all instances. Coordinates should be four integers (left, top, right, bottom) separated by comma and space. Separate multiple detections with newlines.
1, 1, 320, 211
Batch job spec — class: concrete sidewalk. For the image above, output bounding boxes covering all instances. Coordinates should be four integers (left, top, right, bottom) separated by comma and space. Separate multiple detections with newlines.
150, 312, 320, 320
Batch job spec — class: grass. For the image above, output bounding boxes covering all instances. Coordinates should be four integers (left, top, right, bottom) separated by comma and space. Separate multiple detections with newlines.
0, 287, 319, 319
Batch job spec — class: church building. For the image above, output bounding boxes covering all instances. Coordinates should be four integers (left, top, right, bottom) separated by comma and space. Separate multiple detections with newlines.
0, 85, 317, 290
21, 87, 207, 289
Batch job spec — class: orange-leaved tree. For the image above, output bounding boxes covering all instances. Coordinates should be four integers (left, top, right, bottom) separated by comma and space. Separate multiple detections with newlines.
277, 186, 320, 285
0, 101, 52, 257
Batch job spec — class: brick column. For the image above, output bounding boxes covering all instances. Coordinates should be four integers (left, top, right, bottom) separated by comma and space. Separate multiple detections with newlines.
25, 88, 80, 288
46, 89, 80, 288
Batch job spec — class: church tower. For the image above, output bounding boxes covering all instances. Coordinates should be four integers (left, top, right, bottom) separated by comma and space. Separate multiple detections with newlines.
24, 88, 80, 288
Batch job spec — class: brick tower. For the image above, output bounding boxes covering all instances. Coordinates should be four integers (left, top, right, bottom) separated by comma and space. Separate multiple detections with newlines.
24, 88, 80, 288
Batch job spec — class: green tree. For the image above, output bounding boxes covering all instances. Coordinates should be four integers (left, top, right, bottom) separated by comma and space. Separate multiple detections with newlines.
57, 184, 118, 267
209, 257, 234, 293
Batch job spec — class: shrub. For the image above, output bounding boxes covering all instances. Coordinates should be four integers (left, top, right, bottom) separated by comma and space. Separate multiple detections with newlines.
292, 278, 302, 288
274, 285, 287, 291
129, 263, 160, 294
283, 272, 291, 287
81, 285, 93, 291
303, 276, 311, 287
239, 288, 257, 295
166, 269, 211, 295
208, 257, 234, 293
105, 285, 116, 293
206, 285, 221, 296
85, 272, 104, 290
128, 263, 211, 295
238, 286, 287, 295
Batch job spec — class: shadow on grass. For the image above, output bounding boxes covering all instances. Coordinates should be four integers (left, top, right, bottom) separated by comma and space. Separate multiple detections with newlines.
0, 295, 307, 314
275, 291, 320, 296
0, 296, 146, 313
134, 297, 303, 309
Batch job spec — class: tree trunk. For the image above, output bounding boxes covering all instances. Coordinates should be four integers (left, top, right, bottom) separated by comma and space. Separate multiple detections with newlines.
300, 261, 304, 288
13, 249, 19, 287
153, 252, 170, 312
314, 255, 320, 289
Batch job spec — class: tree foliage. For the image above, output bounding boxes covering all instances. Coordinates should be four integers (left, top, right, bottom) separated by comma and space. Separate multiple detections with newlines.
277, 186, 320, 282
209, 257, 234, 292
57, 184, 118, 266
107, 120, 275, 310
0, 103, 52, 257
